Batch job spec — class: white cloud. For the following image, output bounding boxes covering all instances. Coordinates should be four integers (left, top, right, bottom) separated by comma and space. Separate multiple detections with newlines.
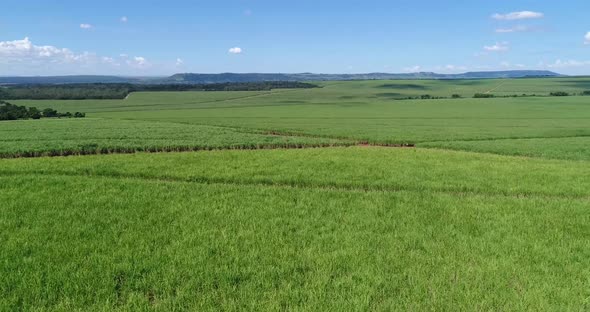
0, 37, 155, 75
495, 25, 534, 33
125, 56, 149, 68
484, 42, 509, 52
547, 59, 590, 68
176, 58, 184, 66
585, 32, 590, 45
228, 47, 243, 54
0, 37, 87, 61
500, 62, 525, 68
492, 11, 544, 20
430, 64, 468, 73
120, 16, 128, 23
439, 64, 468, 71
403, 65, 422, 72
80, 23, 93, 29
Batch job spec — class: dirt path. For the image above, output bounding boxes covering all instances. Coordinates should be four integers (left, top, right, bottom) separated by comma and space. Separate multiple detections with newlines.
484, 80, 508, 94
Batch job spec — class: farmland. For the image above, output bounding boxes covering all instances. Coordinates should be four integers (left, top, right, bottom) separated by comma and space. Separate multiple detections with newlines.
2, 78, 590, 310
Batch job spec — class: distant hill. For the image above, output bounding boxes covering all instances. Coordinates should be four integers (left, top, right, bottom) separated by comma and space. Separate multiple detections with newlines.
454, 70, 561, 79
0, 70, 561, 85
167, 71, 561, 83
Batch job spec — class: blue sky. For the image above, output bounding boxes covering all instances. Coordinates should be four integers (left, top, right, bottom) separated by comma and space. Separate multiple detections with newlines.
1, 0, 590, 75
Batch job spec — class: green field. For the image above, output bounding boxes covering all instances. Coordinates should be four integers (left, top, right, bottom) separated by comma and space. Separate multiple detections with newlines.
2, 78, 590, 310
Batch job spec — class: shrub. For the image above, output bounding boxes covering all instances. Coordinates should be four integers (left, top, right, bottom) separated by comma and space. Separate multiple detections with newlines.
452, 94, 461, 98
474, 93, 494, 98
549, 91, 569, 96
42, 108, 59, 118
28, 107, 42, 119
0, 101, 83, 121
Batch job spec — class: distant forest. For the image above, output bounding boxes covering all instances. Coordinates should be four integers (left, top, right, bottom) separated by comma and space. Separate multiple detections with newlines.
0, 81, 319, 100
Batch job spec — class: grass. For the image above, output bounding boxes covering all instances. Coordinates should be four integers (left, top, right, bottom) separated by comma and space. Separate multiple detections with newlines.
2, 147, 589, 198
90, 95, 590, 145
0, 118, 352, 158
1, 148, 590, 310
421, 136, 590, 161
3, 78, 590, 310
11, 78, 590, 147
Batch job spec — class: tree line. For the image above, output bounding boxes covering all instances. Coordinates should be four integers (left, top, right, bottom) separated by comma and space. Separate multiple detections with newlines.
407, 91, 590, 100
0, 101, 85, 121
0, 81, 320, 100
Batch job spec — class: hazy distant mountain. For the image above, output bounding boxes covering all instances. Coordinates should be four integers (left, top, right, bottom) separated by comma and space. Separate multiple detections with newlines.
167, 71, 561, 83
0, 70, 561, 85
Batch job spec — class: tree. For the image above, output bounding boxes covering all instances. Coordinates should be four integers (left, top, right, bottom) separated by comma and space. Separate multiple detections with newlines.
42, 108, 58, 118
28, 107, 42, 119
474, 93, 494, 98
0, 101, 82, 121
549, 91, 569, 96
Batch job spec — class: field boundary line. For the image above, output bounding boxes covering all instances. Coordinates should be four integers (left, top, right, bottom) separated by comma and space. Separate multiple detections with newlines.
418, 133, 590, 144
419, 145, 590, 162
96, 89, 305, 113
484, 80, 508, 94
0, 144, 415, 159
2, 170, 589, 201
0, 142, 364, 159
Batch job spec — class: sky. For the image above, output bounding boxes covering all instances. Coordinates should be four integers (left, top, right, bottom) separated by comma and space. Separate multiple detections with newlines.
1, 0, 590, 76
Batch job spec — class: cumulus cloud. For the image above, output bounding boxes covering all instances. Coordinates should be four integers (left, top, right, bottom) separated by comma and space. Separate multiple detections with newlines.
0, 37, 88, 62
547, 59, 590, 68
80, 23, 93, 29
492, 11, 544, 20
585, 32, 590, 45
0, 37, 153, 74
495, 25, 536, 33
484, 42, 509, 52
403, 65, 422, 72
228, 47, 243, 54
436, 64, 468, 72
124, 56, 149, 68
120, 16, 128, 23
176, 58, 184, 66
500, 61, 525, 68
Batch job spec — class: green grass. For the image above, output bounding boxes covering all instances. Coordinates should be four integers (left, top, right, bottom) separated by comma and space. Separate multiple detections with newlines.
3, 147, 589, 197
12, 78, 590, 147
0, 118, 351, 158
88, 95, 590, 145
2, 148, 590, 310
421, 136, 590, 161
3, 78, 590, 310
11, 90, 279, 113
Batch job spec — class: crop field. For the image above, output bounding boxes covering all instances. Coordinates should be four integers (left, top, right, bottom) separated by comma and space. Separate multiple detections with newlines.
2, 78, 590, 310
0, 118, 350, 158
